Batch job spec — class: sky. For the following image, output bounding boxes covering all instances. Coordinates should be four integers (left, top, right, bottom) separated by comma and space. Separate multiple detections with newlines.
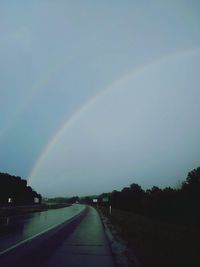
0, 1, 200, 197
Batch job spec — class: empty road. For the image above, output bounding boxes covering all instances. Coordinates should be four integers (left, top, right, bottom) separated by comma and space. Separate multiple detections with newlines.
0, 205, 115, 267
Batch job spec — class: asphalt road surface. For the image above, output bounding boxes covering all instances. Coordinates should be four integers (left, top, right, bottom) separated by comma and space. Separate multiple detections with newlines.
0, 205, 115, 267
0, 204, 85, 254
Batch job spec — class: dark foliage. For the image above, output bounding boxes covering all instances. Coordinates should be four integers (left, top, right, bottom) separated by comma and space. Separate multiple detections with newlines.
46, 196, 79, 204
95, 167, 200, 225
0, 172, 41, 206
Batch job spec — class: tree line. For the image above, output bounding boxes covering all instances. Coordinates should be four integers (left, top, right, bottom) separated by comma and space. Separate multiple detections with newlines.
82, 167, 200, 225
0, 172, 42, 205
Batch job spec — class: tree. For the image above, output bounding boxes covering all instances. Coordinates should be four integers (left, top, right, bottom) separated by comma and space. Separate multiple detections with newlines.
130, 183, 143, 193
181, 167, 200, 197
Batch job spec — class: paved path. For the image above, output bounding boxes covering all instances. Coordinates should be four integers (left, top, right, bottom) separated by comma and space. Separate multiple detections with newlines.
0, 206, 115, 267
42, 206, 115, 267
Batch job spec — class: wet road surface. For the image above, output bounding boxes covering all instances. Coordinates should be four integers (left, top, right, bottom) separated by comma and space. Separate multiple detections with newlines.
0, 205, 115, 267
0, 204, 85, 254
41, 206, 115, 267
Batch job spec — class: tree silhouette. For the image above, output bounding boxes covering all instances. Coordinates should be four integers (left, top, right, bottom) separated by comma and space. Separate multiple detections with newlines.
0, 172, 41, 205
97, 167, 200, 224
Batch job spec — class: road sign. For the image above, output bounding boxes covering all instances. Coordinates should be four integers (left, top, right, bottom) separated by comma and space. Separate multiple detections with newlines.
102, 197, 109, 202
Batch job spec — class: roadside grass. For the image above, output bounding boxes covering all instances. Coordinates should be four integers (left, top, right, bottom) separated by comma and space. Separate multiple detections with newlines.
99, 207, 200, 267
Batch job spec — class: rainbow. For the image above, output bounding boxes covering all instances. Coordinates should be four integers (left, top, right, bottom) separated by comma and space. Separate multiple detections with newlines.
28, 46, 200, 185
0, 67, 52, 140
0, 55, 72, 141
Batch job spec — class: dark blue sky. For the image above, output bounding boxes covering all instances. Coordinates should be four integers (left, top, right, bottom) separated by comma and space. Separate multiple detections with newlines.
0, 1, 200, 197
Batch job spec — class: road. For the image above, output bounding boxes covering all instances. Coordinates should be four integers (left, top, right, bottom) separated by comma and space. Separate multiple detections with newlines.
0, 205, 115, 267
0, 204, 85, 253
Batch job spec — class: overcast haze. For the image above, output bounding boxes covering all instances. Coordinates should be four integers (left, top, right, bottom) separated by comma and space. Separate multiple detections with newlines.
0, 1, 200, 197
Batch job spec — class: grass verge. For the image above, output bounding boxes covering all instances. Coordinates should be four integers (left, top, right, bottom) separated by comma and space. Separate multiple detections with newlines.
99, 206, 200, 267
